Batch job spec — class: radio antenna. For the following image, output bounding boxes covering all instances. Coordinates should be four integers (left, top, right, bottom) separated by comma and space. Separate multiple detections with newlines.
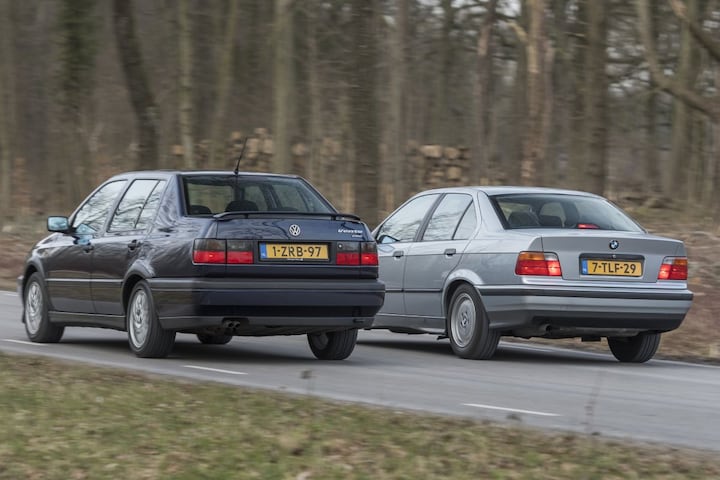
234, 137, 248, 175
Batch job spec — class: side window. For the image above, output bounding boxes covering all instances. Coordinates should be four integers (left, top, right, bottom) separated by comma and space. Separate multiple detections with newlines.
453, 204, 477, 240
109, 180, 160, 232
72, 180, 127, 234
376, 194, 439, 243
422, 194, 473, 241
136, 180, 167, 230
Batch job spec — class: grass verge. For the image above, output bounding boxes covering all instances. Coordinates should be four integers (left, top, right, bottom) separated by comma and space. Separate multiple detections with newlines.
1, 353, 718, 480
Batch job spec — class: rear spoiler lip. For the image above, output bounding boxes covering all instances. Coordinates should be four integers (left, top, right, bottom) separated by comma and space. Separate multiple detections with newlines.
213, 211, 362, 222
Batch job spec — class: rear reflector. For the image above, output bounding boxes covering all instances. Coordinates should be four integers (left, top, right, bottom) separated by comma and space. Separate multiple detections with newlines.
515, 251, 562, 276
658, 257, 688, 281
193, 239, 254, 264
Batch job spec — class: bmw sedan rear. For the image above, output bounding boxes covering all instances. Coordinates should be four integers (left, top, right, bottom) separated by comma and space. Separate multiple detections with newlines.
372, 186, 692, 362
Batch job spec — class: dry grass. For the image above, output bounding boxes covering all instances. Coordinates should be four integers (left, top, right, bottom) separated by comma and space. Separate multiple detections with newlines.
1, 353, 719, 480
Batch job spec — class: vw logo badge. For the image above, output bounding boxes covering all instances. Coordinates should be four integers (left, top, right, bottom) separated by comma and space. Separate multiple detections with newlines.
288, 224, 301, 237
609, 240, 619, 250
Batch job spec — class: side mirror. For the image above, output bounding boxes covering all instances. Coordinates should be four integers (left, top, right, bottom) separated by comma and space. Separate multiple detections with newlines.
47, 216, 70, 233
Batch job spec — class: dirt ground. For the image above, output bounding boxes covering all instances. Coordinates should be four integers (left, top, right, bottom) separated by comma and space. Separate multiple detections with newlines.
1, 216, 718, 363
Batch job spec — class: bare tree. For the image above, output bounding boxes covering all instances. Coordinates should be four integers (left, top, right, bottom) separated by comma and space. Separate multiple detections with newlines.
474, 0, 499, 184
273, 0, 294, 174
350, 0, 380, 226
390, 0, 410, 203
112, 0, 159, 169
178, 0, 194, 169
0, 0, 11, 218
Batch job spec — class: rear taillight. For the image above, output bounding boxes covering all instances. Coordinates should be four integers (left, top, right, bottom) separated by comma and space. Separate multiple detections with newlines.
193, 239, 254, 264
227, 240, 254, 264
337, 241, 378, 265
658, 257, 688, 280
515, 251, 562, 276
193, 239, 226, 264
361, 242, 378, 265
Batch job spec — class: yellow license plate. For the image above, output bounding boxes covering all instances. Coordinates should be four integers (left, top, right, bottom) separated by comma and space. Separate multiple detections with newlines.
582, 259, 642, 277
260, 243, 329, 260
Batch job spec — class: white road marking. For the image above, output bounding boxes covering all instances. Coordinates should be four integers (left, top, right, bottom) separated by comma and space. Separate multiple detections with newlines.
2, 339, 47, 347
463, 403, 560, 417
2, 292, 17, 297
183, 365, 247, 376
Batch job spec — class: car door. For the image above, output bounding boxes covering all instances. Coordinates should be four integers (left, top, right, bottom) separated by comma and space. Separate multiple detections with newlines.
92, 179, 166, 315
375, 194, 440, 316
403, 193, 477, 325
44, 180, 127, 313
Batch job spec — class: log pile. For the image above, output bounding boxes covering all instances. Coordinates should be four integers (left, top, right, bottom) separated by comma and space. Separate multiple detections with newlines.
409, 144, 470, 189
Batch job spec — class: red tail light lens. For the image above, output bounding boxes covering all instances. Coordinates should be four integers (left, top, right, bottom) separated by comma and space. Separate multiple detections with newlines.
515, 251, 562, 276
193, 239, 226, 264
337, 242, 360, 265
360, 242, 378, 265
227, 240, 254, 264
658, 257, 688, 280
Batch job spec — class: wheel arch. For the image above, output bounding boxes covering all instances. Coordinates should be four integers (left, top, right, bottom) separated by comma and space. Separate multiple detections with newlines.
122, 274, 146, 317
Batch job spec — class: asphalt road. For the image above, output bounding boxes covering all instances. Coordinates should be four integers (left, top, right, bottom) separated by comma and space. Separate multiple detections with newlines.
2, 290, 719, 452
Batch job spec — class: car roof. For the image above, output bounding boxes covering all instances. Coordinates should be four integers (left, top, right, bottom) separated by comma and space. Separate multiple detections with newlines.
105, 170, 302, 181
416, 185, 602, 198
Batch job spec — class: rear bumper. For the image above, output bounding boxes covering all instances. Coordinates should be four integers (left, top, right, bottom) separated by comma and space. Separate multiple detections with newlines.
478, 285, 693, 336
148, 277, 385, 332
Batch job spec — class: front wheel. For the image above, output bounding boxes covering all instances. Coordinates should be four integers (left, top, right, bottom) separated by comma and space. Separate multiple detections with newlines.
447, 284, 500, 360
608, 332, 661, 363
307, 329, 358, 360
23, 273, 64, 343
127, 281, 175, 358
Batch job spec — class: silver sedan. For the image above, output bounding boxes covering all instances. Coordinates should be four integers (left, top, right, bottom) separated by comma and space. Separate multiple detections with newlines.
372, 187, 693, 362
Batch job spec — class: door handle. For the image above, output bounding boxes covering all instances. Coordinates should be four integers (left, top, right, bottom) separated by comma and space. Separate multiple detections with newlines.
444, 248, 456, 256
392, 250, 404, 258
127, 240, 141, 251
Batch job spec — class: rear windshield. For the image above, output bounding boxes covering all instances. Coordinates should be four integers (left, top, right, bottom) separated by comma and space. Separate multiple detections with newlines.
182, 175, 335, 215
490, 193, 644, 232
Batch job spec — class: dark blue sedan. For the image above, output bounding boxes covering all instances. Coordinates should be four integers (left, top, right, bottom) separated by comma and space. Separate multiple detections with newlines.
18, 171, 384, 359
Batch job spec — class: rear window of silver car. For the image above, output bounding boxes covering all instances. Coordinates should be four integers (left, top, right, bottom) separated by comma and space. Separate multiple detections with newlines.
183, 175, 334, 215
491, 193, 644, 232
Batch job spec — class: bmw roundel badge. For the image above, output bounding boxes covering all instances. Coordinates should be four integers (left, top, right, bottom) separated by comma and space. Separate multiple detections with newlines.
288, 224, 301, 237
609, 240, 619, 250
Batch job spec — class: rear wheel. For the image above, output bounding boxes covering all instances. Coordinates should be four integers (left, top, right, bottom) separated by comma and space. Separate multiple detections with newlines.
23, 273, 64, 343
127, 281, 175, 358
197, 333, 233, 345
307, 329, 358, 360
608, 332, 661, 363
447, 284, 499, 360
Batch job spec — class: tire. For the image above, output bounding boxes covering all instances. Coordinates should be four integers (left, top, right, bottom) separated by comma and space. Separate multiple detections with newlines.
197, 333, 233, 345
608, 332, 661, 363
307, 329, 358, 360
23, 273, 64, 343
127, 281, 175, 358
447, 284, 500, 360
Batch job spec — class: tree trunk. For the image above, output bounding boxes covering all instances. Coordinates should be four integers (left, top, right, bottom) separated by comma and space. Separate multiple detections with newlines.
583, 0, 608, 196
350, 0, 380, 226
520, 0, 546, 186
670, 0, 700, 204
0, 0, 11, 219
112, 0, 159, 169
208, 0, 238, 168
474, 0, 498, 184
178, 0, 194, 169
306, 0, 322, 184
390, 0, 409, 205
272, 0, 294, 174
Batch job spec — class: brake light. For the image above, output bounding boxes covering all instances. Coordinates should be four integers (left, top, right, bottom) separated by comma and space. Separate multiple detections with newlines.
193, 239, 227, 264
577, 223, 599, 229
658, 257, 688, 280
337, 242, 360, 265
515, 251, 562, 276
227, 240, 254, 264
361, 242, 378, 265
